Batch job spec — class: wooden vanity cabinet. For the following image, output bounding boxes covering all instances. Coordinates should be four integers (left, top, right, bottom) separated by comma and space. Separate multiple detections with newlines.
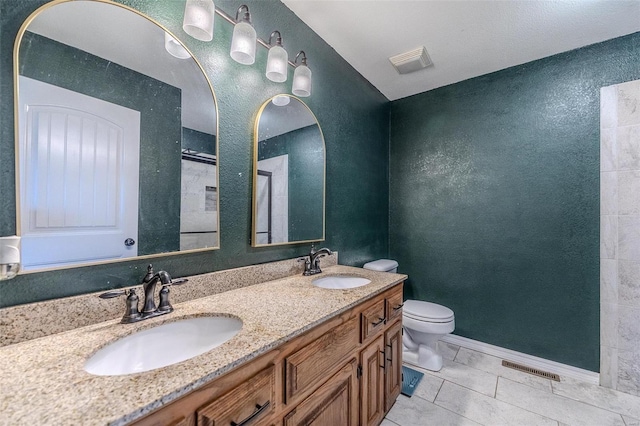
131, 283, 403, 426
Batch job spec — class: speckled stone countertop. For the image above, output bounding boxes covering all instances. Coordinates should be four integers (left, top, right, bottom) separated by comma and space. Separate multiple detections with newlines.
0, 265, 406, 426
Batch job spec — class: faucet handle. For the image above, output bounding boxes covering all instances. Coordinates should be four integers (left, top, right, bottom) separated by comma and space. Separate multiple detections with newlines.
298, 257, 312, 276
99, 289, 142, 323
169, 278, 189, 286
122, 289, 142, 322
142, 264, 155, 283
156, 278, 188, 313
99, 289, 126, 299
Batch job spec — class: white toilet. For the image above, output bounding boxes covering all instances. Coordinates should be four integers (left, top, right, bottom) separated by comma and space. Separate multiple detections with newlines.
363, 259, 455, 372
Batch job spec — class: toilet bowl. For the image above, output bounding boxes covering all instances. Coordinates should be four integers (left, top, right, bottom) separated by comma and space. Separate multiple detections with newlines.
402, 300, 455, 372
362, 259, 456, 372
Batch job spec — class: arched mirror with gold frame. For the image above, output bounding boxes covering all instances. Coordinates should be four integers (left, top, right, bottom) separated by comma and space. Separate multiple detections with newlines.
252, 95, 325, 247
14, 0, 219, 272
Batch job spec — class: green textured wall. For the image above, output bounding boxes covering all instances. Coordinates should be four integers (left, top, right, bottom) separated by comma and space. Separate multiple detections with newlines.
182, 127, 216, 156
390, 32, 640, 372
20, 31, 182, 255
258, 125, 324, 241
0, 0, 389, 307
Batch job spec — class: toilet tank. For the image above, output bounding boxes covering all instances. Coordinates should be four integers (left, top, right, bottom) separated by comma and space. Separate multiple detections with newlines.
363, 259, 398, 273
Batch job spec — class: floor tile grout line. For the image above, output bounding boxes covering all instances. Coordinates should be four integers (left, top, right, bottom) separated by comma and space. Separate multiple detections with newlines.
549, 380, 640, 421
494, 377, 562, 423
430, 391, 485, 426
496, 376, 633, 424
432, 376, 446, 403
440, 376, 560, 423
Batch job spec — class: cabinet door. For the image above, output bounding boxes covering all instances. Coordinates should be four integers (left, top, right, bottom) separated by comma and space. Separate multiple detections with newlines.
283, 358, 359, 426
384, 320, 403, 412
197, 365, 275, 426
360, 336, 385, 426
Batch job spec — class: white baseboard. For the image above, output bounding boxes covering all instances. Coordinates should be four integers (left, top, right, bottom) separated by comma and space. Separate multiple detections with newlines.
440, 334, 600, 385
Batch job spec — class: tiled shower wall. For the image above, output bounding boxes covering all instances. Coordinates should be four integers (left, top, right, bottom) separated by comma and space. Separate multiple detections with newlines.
600, 80, 640, 395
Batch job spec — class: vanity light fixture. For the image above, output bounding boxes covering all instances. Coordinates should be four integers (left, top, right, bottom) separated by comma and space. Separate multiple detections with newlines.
292, 51, 312, 97
266, 31, 288, 83
183, 0, 216, 42
164, 32, 191, 59
0, 236, 21, 281
230, 4, 257, 65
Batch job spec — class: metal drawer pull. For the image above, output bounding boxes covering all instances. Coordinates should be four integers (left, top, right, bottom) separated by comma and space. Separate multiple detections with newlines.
392, 303, 404, 311
230, 401, 270, 426
372, 317, 386, 327
380, 350, 386, 370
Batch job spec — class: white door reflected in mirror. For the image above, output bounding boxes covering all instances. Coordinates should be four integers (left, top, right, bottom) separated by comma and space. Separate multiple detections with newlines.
18, 77, 140, 270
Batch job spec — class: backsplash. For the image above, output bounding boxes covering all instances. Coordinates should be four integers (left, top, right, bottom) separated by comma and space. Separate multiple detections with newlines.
0, 254, 337, 347
600, 79, 640, 396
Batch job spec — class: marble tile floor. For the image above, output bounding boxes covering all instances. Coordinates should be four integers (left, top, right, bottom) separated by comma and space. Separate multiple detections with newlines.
383, 343, 640, 426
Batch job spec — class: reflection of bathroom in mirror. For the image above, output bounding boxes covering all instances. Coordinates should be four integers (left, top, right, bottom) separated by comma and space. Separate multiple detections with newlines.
252, 95, 325, 247
15, 0, 219, 272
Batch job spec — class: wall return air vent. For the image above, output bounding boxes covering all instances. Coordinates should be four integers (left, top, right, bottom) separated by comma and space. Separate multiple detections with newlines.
389, 46, 433, 75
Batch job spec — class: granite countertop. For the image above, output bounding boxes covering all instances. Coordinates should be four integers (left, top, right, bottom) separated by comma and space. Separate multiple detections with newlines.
0, 265, 406, 425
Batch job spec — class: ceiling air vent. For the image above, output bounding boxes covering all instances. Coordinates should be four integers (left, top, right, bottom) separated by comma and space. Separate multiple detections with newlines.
389, 46, 433, 75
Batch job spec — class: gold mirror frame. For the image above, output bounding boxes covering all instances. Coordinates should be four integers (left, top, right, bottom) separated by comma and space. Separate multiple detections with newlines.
13, 0, 220, 273
251, 95, 326, 247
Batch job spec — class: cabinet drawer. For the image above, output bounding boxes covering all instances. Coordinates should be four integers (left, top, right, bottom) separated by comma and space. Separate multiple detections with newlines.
197, 365, 275, 426
386, 289, 404, 323
285, 316, 359, 403
361, 299, 386, 343
283, 358, 359, 426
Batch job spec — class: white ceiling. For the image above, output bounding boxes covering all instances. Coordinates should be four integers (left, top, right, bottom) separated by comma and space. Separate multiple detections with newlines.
281, 0, 640, 101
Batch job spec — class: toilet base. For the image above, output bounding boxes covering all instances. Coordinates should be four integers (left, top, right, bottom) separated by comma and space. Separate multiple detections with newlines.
403, 345, 444, 372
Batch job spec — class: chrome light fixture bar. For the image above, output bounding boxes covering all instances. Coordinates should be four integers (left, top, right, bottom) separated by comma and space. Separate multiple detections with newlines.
191, 4, 313, 95
214, 7, 297, 68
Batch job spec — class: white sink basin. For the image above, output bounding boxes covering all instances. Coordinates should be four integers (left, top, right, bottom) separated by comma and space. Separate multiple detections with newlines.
84, 316, 242, 376
312, 275, 371, 289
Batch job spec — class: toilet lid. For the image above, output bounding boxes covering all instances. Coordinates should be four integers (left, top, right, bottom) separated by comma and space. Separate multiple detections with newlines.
403, 300, 454, 322
363, 259, 398, 272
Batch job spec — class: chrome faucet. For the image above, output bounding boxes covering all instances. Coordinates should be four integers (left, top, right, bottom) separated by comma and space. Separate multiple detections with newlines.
300, 244, 332, 276
99, 264, 188, 323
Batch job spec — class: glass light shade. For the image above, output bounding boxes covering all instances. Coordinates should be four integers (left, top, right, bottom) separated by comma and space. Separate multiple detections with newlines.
272, 95, 290, 106
266, 45, 288, 83
230, 21, 256, 65
164, 32, 191, 59
183, 0, 215, 42
292, 65, 312, 97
